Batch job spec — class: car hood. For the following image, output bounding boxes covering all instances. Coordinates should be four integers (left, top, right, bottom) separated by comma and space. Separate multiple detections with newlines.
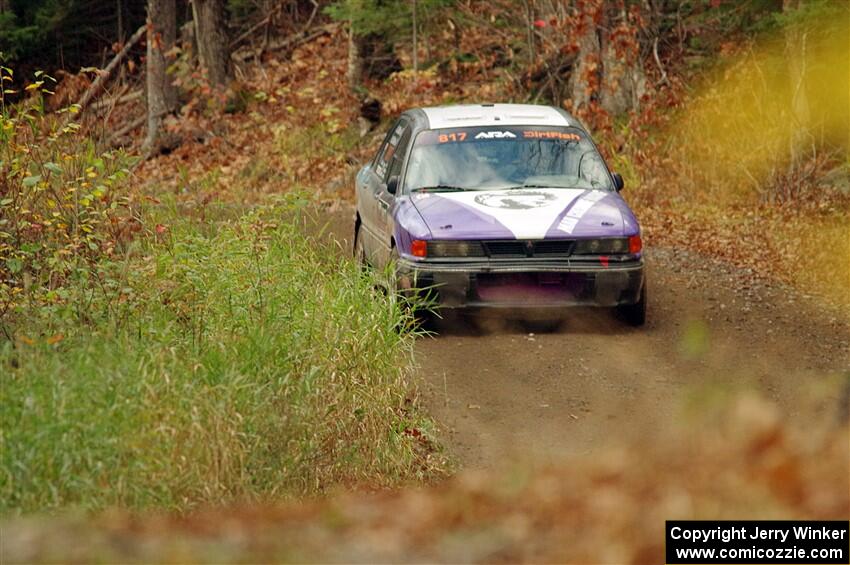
409, 188, 635, 240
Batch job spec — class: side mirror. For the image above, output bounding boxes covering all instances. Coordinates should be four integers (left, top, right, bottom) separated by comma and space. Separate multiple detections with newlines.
386, 175, 399, 195
611, 172, 625, 192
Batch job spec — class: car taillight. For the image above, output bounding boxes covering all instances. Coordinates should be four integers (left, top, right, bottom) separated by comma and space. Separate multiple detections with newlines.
629, 234, 642, 254
411, 239, 427, 257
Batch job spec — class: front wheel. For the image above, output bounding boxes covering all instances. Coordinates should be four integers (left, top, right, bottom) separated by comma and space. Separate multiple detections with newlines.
353, 225, 367, 267
389, 247, 437, 332
617, 283, 646, 327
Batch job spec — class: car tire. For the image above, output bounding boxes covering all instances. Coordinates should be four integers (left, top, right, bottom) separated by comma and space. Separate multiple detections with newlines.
389, 246, 438, 332
388, 245, 402, 292
617, 283, 646, 327
353, 225, 367, 268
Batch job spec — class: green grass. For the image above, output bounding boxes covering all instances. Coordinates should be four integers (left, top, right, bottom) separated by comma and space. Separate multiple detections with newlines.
0, 198, 443, 515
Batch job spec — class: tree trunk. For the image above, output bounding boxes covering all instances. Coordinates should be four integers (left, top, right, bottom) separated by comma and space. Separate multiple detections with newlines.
143, 0, 178, 155
193, 0, 231, 87
599, 5, 646, 116
524, 0, 535, 67
116, 0, 125, 83
567, 1, 646, 118
347, 30, 401, 88
412, 0, 418, 73
347, 23, 363, 89
567, 2, 602, 112
116, 0, 124, 43
783, 0, 810, 165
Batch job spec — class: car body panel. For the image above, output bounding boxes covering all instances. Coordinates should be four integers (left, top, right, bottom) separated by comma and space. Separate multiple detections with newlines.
421, 104, 572, 129
395, 258, 643, 308
409, 188, 633, 241
393, 196, 432, 260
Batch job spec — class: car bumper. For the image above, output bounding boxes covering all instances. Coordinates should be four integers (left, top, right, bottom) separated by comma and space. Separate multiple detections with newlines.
397, 257, 645, 309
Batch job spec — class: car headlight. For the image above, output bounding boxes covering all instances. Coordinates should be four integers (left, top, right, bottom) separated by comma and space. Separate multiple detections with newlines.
573, 238, 630, 255
427, 241, 487, 258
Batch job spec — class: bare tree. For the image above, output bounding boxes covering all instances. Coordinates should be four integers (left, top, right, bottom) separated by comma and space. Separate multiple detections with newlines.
347, 22, 363, 89
116, 0, 124, 43
566, 1, 646, 117
346, 32, 401, 90
412, 0, 418, 73
599, 5, 646, 116
783, 0, 810, 165
143, 0, 178, 155
193, 0, 232, 87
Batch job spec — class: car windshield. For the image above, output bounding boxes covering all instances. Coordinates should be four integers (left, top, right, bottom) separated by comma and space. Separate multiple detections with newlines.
404, 126, 614, 192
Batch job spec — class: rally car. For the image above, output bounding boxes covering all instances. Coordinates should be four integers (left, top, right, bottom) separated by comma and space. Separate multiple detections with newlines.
353, 103, 646, 326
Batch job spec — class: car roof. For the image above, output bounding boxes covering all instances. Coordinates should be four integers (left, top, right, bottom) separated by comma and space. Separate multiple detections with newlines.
411, 103, 577, 130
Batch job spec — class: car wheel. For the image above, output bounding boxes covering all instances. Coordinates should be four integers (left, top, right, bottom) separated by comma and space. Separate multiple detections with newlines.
617, 283, 646, 327
389, 246, 437, 332
390, 246, 418, 293
353, 225, 367, 267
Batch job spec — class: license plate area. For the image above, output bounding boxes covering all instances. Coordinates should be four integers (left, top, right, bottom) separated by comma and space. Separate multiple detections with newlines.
475, 273, 585, 304
538, 272, 564, 285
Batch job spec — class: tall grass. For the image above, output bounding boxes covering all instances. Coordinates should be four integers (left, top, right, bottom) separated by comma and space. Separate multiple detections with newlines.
1, 200, 442, 515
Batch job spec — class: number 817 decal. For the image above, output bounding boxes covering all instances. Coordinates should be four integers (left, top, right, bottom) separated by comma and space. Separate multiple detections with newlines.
438, 132, 467, 143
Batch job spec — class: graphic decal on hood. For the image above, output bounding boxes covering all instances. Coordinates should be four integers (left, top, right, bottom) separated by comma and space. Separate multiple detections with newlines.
555, 190, 607, 234
435, 188, 585, 239
472, 190, 557, 210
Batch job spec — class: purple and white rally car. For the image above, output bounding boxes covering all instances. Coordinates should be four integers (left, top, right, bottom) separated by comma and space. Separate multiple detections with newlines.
354, 103, 646, 326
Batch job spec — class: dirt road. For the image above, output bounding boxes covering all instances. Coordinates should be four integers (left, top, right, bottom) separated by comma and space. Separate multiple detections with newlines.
320, 206, 849, 469
413, 248, 849, 468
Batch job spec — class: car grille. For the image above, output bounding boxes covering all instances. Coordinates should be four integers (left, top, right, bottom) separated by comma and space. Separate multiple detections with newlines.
483, 240, 575, 258
483, 241, 526, 257
533, 240, 575, 256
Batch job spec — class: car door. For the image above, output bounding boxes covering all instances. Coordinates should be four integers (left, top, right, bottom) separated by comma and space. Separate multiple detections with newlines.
363, 119, 406, 268
358, 120, 401, 265
375, 121, 412, 267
